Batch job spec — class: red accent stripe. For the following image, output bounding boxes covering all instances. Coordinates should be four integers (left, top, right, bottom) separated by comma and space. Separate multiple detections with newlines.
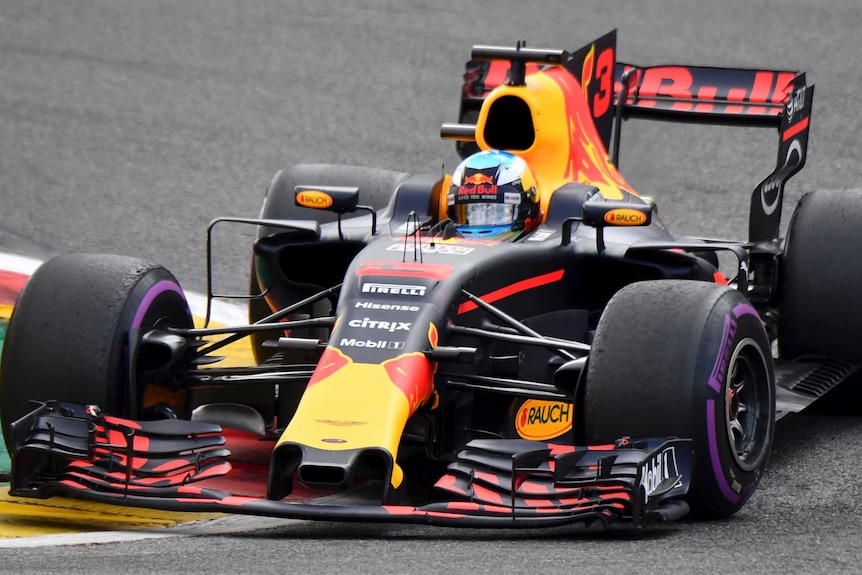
105, 415, 142, 429
427, 510, 468, 518
433, 474, 460, 491
519, 482, 551, 495
444, 501, 482, 511
599, 492, 631, 501
214, 495, 259, 506
725, 87, 748, 114
585, 443, 617, 451
472, 483, 505, 505
472, 504, 515, 514
475, 470, 502, 486
484, 60, 510, 90
523, 498, 554, 507
382, 505, 415, 516
457, 269, 565, 314
558, 496, 590, 505
783, 116, 809, 141
356, 260, 454, 280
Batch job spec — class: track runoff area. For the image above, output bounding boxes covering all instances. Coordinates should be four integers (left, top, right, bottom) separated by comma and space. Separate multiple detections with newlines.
0, 253, 253, 542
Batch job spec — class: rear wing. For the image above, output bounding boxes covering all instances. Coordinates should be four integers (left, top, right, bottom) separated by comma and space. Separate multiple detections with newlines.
614, 62, 813, 242
615, 64, 804, 127
448, 30, 813, 242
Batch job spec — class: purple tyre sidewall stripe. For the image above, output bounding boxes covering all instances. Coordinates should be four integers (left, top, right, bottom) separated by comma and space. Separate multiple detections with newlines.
132, 280, 187, 329
731, 303, 760, 326
706, 399, 740, 503
706, 302, 764, 505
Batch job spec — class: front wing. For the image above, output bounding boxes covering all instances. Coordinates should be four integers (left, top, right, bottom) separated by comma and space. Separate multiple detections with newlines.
8, 401, 692, 529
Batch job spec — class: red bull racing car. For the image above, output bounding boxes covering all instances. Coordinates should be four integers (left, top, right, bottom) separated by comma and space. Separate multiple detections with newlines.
3, 30, 855, 530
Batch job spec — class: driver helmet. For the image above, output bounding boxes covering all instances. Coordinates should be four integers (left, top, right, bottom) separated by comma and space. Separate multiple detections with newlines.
446, 150, 540, 239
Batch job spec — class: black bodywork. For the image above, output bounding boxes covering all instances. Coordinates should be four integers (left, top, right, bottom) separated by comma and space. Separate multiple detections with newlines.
6, 31, 847, 530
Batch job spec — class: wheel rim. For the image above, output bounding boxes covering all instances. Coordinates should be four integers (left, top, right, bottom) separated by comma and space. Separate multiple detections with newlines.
725, 337, 772, 472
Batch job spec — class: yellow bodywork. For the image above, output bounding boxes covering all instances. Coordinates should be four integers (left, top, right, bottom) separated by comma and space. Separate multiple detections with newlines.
466, 64, 638, 222
276, 348, 434, 489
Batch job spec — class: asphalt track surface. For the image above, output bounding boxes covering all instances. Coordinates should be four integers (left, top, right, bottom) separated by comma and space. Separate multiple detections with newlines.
2, 0, 862, 572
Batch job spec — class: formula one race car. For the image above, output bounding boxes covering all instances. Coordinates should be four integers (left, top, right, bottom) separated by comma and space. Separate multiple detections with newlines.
3, 30, 852, 530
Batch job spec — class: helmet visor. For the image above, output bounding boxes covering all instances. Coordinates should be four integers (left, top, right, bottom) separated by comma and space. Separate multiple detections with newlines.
458, 203, 516, 227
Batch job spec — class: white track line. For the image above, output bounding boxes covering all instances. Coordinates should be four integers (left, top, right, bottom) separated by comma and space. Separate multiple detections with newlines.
0, 253, 42, 276
0, 516, 294, 548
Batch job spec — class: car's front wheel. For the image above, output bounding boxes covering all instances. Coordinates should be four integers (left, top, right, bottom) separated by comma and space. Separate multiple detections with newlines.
582, 279, 775, 519
0, 253, 193, 453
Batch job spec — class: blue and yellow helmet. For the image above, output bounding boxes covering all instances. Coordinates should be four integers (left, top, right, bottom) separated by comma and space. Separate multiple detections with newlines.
447, 150, 540, 239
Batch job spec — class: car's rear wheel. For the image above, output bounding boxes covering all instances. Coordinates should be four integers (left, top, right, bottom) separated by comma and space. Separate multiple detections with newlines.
779, 189, 862, 362
582, 279, 775, 519
250, 164, 411, 359
248, 165, 411, 425
0, 254, 193, 453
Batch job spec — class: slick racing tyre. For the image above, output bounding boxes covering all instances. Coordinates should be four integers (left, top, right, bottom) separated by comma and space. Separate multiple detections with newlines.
0, 254, 193, 452
582, 280, 775, 519
779, 189, 862, 363
248, 165, 411, 424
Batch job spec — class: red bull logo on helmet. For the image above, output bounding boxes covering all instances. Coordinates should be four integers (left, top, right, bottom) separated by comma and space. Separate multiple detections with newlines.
463, 173, 495, 186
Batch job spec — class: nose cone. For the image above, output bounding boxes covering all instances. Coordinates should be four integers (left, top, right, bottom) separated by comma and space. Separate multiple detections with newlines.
267, 348, 434, 501
269, 443, 400, 502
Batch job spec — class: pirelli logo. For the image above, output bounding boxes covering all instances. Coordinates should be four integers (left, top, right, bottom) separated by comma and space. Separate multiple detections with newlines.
361, 282, 426, 297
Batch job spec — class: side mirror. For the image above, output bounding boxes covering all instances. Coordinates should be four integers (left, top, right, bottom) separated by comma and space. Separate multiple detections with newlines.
294, 185, 376, 238
294, 185, 360, 214
562, 200, 652, 253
